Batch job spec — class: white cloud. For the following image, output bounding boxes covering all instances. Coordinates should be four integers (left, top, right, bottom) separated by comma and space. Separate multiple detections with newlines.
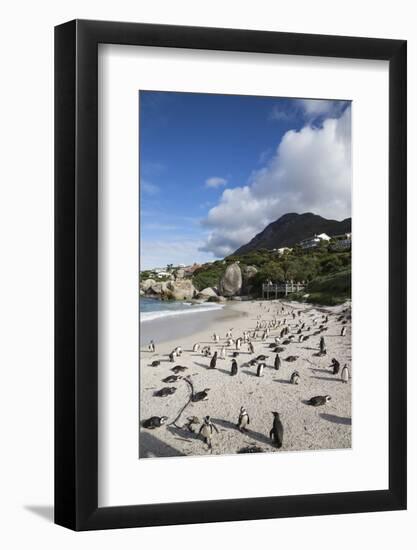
141, 180, 159, 195
299, 99, 336, 117
200, 106, 351, 257
140, 238, 213, 270
205, 176, 228, 188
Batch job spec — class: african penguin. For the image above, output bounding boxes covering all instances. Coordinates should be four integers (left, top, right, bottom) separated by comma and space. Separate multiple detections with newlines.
270, 412, 284, 448
237, 406, 250, 432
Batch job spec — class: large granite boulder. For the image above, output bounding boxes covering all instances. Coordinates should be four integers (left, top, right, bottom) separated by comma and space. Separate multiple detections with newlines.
140, 278, 156, 292
242, 265, 258, 294
219, 262, 242, 297
150, 282, 167, 295
197, 287, 218, 299
164, 279, 197, 300
175, 268, 185, 279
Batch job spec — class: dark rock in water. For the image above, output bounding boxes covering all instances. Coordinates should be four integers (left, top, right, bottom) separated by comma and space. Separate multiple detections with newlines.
237, 446, 264, 454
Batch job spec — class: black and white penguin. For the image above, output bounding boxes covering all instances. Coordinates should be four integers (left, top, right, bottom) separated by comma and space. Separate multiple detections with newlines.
231, 359, 238, 376
209, 351, 218, 369
192, 388, 210, 402
256, 355, 268, 361
150, 360, 160, 367
319, 336, 326, 354
199, 415, 219, 448
331, 358, 340, 375
248, 341, 255, 354
274, 353, 281, 371
171, 365, 187, 374
220, 346, 226, 359
154, 387, 177, 397
162, 375, 181, 383
341, 326, 347, 337
142, 416, 168, 429
193, 343, 200, 352
270, 412, 283, 448
341, 364, 349, 383
290, 370, 300, 385
256, 363, 265, 377
285, 355, 299, 362
169, 351, 177, 363
307, 395, 331, 406
174, 346, 183, 357
237, 406, 250, 432
148, 340, 155, 352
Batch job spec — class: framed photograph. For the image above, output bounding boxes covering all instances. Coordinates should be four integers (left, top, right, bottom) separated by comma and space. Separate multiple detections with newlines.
55, 20, 407, 530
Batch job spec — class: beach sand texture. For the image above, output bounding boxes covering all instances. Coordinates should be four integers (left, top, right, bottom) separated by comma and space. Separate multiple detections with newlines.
139, 299, 351, 458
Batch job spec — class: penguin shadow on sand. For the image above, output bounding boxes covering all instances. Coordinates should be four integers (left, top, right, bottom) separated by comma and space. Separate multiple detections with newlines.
310, 375, 344, 382
166, 424, 201, 442
319, 413, 351, 425
139, 430, 186, 458
193, 361, 212, 370
274, 378, 292, 385
242, 368, 259, 377
212, 417, 273, 447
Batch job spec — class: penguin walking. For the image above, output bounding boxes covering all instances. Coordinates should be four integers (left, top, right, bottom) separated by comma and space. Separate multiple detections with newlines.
270, 412, 284, 448
257, 363, 265, 377
290, 370, 300, 385
199, 416, 219, 449
209, 351, 218, 369
248, 341, 255, 354
237, 406, 250, 432
274, 353, 281, 371
148, 340, 155, 352
341, 326, 347, 337
341, 364, 349, 383
231, 359, 238, 376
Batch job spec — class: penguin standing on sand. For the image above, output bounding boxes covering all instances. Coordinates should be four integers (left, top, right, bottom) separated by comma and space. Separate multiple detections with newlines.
257, 363, 265, 377
248, 341, 255, 354
331, 358, 340, 375
270, 412, 284, 448
274, 353, 281, 371
341, 364, 349, 383
237, 406, 250, 432
220, 346, 226, 359
290, 370, 300, 385
169, 351, 177, 363
231, 359, 238, 376
199, 416, 219, 449
341, 326, 347, 337
148, 340, 155, 352
319, 336, 326, 354
193, 343, 200, 352
209, 351, 218, 369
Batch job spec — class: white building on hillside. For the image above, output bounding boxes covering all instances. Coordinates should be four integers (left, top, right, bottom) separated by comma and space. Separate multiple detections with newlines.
299, 233, 331, 249
330, 233, 352, 250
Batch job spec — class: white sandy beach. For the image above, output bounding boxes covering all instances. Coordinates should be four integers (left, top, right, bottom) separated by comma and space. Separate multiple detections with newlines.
139, 299, 351, 458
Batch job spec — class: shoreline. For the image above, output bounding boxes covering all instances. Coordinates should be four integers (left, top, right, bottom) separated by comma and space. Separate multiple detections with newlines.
139, 298, 352, 458
140, 301, 247, 347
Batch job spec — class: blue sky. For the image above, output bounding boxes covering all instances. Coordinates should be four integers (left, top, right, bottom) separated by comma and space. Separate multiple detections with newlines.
140, 91, 351, 269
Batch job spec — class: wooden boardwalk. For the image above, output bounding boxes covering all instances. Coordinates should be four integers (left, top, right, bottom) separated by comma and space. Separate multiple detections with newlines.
262, 282, 306, 299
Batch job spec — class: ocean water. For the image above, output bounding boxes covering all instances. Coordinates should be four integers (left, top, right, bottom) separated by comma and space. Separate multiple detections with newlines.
140, 297, 223, 323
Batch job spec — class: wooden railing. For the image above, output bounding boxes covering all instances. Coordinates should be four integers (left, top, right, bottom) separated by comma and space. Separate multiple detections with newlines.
262, 282, 306, 298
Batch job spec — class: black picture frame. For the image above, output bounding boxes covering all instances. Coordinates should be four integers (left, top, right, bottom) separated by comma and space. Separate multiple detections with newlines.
55, 19, 407, 531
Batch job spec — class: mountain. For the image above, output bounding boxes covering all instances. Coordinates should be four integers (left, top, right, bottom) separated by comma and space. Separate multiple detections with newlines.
231, 212, 351, 256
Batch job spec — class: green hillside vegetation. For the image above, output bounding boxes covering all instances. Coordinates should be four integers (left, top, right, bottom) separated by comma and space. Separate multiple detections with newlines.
192, 244, 351, 305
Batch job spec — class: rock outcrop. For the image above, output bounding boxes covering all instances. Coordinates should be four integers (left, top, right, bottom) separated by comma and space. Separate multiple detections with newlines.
242, 265, 258, 294
219, 262, 242, 297
197, 287, 218, 299
164, 279, 197, 300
